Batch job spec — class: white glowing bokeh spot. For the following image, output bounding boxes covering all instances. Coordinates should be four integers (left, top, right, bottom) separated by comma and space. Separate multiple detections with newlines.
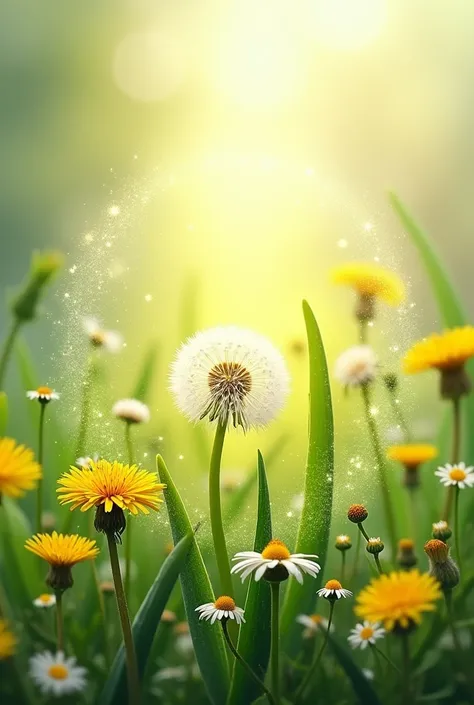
113, 31, 187, 102
312, 0, 388, 50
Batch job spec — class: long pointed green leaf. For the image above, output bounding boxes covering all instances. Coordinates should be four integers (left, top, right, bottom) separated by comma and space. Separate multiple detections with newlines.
131, 344, 159, 403
280, 300, 334, 654
389, 192, 474, 473
0, 392, 8, 435
100, 532, 193, 705
156, 454, 229, 704
228, 450, 272, 705
327, 635, 382, 705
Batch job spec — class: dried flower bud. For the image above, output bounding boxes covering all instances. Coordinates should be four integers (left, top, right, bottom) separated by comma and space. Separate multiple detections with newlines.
397, 538, 417, 569
424, 539, 460, 590
11, 251, 63, 322
432, 521, 452, 541
46, 565, 73, 592
347, 504, 368, 524
366, 537, 384, 555
161, 610, 177, 623
335, 535, 352, 551
383, 373, 398, 393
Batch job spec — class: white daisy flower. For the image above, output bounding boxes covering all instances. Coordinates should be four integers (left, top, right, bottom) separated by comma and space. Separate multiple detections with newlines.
317, 579, 353, 600
33, 594, 56, 609
29, 651, 87, 696
362, 668, 375, 681
296, 613, 331, 638
27, 386, 59, 403
76, 454, 99, 468
195, 596, 245, 625
334, 345, 378, 387
434, 462, 474, 489
154, 666, 187, 682
170, 326, 290, 431
231, 539, 320, 584
112, 398, 150, 424
84, 317, 123, 353
348, 621, 385, 650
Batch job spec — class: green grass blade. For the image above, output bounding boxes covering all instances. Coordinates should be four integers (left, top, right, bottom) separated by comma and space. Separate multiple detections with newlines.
156, 454, 230, 705
327, 635, 383, 705
0, 391, 8, 435
131, 344, 158, 403
228, 450, 272, 705
389, 192, 474, 470
100, 532, 193, 705
280, 300, 334, 653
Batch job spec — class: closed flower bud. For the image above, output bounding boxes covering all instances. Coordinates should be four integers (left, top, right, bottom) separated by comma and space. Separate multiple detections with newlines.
366, 537, 384, 555
432, 521, 452, 541
424, 539, 460, 590
383, 372, 398, 393
46, 565, 73, 592
11, 251, 63, 322
397, 538, 417, 569
348, 504, 368, 524
335, 535, 352, 551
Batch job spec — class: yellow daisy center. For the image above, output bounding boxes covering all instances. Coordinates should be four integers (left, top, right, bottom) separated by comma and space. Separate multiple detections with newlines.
48, 664, 69, 680
38, 594, 53, 604
325, 579, 342, 591
262, 539, 291, 561
360, 626, 374, 640
449, 468, 466, 481
90, 330, 106, 345
310, 614, 323, 624
37, 386, 53, 396
214, 595, 236, 611
399, 539, 414, 551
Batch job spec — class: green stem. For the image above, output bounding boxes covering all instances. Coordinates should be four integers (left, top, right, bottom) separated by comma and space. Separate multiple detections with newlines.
444, 590, 474, 694
351, 529, 362, 580
209, 419, 233, 597
442, 398, 462, 522
453, 486, 462, 575
386, 390, 411, 442
401, 633, 412, 705
408, 488, 418, 548
340, 551, 346, 583
358, 524, 383, 574
0, 319, 21, 390
361, 383, 397, 556
222, 621, 276, 705
36, 403, 46, 533
295, 601, 335, 703
359, 319, 368, 344
107, 533, 140, 705
373, 554, 384, 575
74, 353, 95, 461
358, 523, 370, 542
124, 422, 134, 600
370, 643, 401, 673
270, 582, 281, 704
55, 590, 65, 652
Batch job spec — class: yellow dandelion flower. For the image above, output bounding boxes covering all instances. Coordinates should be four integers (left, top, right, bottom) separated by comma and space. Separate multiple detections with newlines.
57, 459, 165, 515
25, 532, 99, 566
0, 620, 16, 660
387, 444, 438, 468
355, 570, 441, 631
0, 437, 41, 499
331, 262, 405, 306
403, 327, 474, 374
25, 532, 99, 592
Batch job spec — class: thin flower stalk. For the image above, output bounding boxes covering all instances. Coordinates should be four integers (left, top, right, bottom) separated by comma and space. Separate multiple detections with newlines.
54, 590, 65, 652
351, 529, 362, 580
360, 384, 397, 556
124, 422, 134, 599
369, 643, 401, 674
442, 398, 462, 521
453, 487, 462, 575
358, 524, 383, 575
295, 601, 335, 703
36, 403, 46, 533
401, 633, 413, 705
270, 582, 281, 704
0, 319, 21, 390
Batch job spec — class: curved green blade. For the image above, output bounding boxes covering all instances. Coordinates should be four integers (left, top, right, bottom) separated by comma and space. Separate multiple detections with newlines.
156, 454, 229, 705
280, 300, 334, 654
100, 531, 193, 705
131, 343, 159, 403
0, 391, 8, 435
327, 635, 382, 705
228, 450, 272, 705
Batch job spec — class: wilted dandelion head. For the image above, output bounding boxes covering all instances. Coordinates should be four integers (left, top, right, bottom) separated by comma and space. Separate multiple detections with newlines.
331, 262, 405, 306
169, 326, 290, 431
334, 346, 378, 387
0, 438, 42, 500
355, 570, 441, 631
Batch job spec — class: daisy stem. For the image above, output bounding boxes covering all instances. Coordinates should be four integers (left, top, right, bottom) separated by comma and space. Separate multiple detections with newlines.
370, 643, 401, 674
442, 397, 462, 521
270, 582, 281, 704
340, 551, 346, 583
209, 419, 233, 597
453, 486, 462, 575
124, 422, 134, 600
0, 318, 21, 389
107, 533, 140, 705
358, 524, 383, 575
54, 590, 65, 652
295, 601, 335, 703
361, 383, 398, 558
36, 402, 46, 533
351, 529, 362, 580
222, 621, 276, 705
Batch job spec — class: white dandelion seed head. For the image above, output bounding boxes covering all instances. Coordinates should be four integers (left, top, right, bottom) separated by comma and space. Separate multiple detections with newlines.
169, 326, 290, 431
112, 398, 150, 425
29, 651, 87, 696
83, 317, 123, 353
334, 345, 378, 387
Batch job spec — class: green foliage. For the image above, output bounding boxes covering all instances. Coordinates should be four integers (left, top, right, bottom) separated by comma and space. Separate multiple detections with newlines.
11, 250, 63, 322
228, 450, 272, 705
327, 635, 383, 705
156, 454, 230, 705
100, 532, 193, 705
0, 392, 8, 435
280, 300, 334, 653
131, 344, 159, 403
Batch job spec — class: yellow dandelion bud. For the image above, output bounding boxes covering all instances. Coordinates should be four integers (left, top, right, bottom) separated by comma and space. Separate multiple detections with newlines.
397, 538, 417, 570
424, 540, 459, 590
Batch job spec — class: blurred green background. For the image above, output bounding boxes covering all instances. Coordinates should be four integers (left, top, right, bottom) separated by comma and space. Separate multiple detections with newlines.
1, 0, 473, 557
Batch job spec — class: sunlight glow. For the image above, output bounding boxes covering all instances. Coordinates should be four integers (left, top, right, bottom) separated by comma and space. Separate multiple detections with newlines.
312, 0, 388, 50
